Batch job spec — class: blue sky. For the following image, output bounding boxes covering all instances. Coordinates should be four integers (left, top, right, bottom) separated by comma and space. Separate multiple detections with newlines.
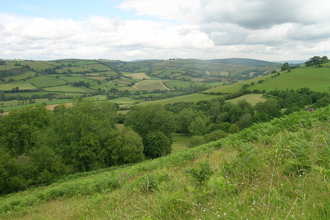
0, 0, 329, 61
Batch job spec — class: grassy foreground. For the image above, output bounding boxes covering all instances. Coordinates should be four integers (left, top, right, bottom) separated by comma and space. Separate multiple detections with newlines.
1, 106, 330, 219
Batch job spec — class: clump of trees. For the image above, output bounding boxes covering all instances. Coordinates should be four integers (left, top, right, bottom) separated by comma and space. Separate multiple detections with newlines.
305, 56, 329, 67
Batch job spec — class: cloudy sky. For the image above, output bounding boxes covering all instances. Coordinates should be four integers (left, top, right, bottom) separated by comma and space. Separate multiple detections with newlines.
0, 0, 329, 61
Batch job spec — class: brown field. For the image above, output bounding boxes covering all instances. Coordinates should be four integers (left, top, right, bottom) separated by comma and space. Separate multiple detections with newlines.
205, 71, 211, 75
124, 72, 150, 79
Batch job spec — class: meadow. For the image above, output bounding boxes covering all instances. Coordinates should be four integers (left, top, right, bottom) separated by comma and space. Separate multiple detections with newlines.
0, 81, 36, 90
27, 76, 67, 87
1, 105, 329, 219
43, 85, 91, 93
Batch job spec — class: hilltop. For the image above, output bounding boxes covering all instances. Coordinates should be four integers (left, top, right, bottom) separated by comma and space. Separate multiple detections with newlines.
1, 105, 329, 219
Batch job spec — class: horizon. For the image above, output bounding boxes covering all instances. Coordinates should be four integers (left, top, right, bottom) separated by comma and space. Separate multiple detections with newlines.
1, 0, 329, 61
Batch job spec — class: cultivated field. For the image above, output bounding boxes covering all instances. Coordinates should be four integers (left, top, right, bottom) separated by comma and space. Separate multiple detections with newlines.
124, 72, 150, 79
133, 80, 170, 90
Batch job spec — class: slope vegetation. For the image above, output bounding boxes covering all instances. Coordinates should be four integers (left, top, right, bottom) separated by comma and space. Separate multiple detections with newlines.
1, 105, 330, 219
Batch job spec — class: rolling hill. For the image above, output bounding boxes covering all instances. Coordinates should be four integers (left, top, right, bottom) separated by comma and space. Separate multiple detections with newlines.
1, 105, 329, 219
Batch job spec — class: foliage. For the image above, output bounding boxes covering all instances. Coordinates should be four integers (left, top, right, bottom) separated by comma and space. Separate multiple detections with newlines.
143, 131, 172, 159
125, 104, 175, 138
0, 104, 50, 156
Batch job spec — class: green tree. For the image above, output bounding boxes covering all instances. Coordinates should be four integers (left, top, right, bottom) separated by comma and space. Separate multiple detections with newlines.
188, 114, 209, 136
103, 127, 144, 166
281, 62, 290, 71
45, 99, 118, 171
28, 146, 68, 184
0, 104, 50, 156
229, 124, 239, 133
143, 131, 172, 159
125, 104, 175, 139
254, 100, 281, 119
0, 148, 27, 194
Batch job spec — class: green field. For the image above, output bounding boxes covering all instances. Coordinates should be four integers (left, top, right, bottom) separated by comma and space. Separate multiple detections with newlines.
0, 99, 72, 112
20, 61, 60, 71
0, 81, 36, 90
139, 93, 223, 105
27, 76, 67, 87
249, 67, 330, 92
59, 76, 95, 83
203, 73, 276, 94
43, 85, 89, 93
227, 94, 266, 105
4, 71, 36, 81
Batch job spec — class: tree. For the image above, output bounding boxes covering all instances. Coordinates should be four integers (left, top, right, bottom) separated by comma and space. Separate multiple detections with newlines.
254, 100, 281, 119
0, 148, 27, 194
103, 127, 144, 166
0, 104, 50, 156
188, 114, 209, 136
281, 62, 290, 71
44, 99, 118, 171
125, 104, 175, 139
143, 131, 172, 159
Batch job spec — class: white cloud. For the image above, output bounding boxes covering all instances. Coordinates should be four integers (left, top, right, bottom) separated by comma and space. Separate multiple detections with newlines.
0, 0, 329, 61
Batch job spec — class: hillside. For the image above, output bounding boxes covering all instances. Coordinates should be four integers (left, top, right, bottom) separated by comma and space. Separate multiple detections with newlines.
203, 61, 330, 94
1, 105, 329, 219
0, 58, 279, 113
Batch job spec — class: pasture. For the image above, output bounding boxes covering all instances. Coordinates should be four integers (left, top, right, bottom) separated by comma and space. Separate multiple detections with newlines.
227, 93, 266, 105
27, 76, 66, 87
59, 76, 95, 83
0, 81, 36, 90
250, 67, 330, 92
4, 71, 36, 81
43, 85, 88, 93
138, 93, 223, 105
203, 73, 276, 94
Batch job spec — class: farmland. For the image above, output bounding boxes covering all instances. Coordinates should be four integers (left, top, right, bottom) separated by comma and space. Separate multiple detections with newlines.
0, 58, 329, 113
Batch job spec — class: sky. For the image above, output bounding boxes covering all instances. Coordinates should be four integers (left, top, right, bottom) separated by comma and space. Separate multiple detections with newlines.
0, 0, 329, 61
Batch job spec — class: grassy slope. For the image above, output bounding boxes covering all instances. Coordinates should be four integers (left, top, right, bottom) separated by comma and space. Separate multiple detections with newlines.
204, 64, 330, 94
1, 106, 330, 219
250, 66, 330, 92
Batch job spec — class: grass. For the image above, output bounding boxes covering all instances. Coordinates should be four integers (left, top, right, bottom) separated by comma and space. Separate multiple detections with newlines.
203, 73, 276, 94
43, 85, 89, 93
0, 99, 72, 112
138, 93, 223, 105
1, 106, 330, 219
27, 76, 66, 88
4, 71, 36, 81
228, 94, 266, 106
172, 133, 190, 153
59, 76, 95, 83
250, 66, 330, 92
0, 81, 37, 90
